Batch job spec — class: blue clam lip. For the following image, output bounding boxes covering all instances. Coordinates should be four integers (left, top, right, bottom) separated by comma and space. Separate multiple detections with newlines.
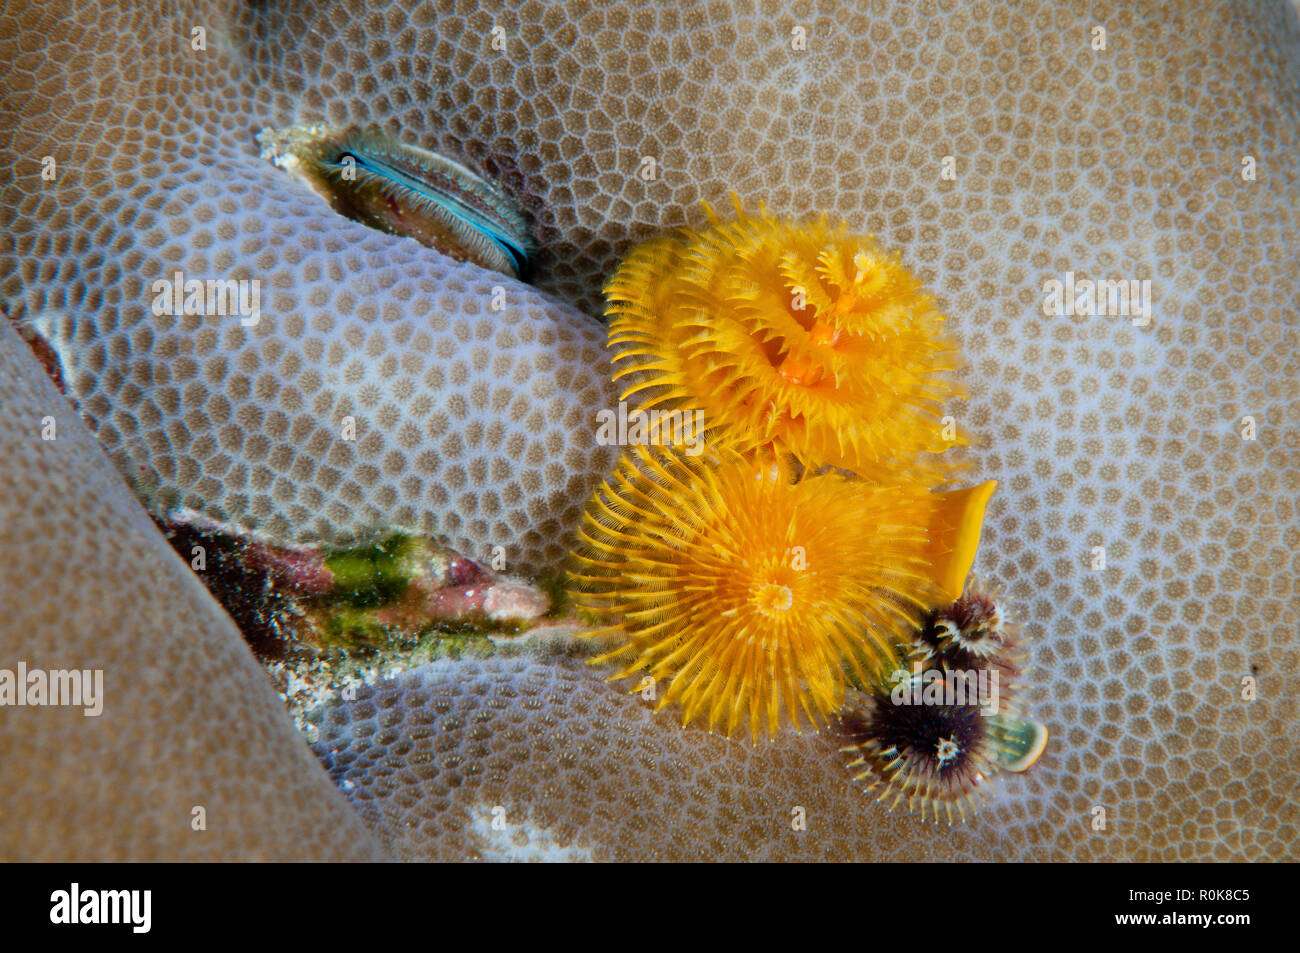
258, 123, 534, 280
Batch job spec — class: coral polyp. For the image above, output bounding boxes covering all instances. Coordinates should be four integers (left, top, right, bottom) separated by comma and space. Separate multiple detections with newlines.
566, 448, 994, 741
606, 206, 964, 483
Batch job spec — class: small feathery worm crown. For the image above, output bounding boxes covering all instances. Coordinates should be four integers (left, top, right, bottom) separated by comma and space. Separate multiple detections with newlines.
605, 201, 966, 485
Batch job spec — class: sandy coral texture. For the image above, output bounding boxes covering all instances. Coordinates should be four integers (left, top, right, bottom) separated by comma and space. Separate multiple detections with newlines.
0, 319, 388, 861
1, 0, 1297, 860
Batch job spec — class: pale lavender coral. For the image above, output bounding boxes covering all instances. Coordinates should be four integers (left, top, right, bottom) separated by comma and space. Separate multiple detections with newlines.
0, 0, 1297, 861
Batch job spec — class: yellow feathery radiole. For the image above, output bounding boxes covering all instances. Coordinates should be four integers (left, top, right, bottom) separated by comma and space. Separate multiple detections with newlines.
605, 206, 966, 485
565, 447, 993, 742
579, 204, 1011, 747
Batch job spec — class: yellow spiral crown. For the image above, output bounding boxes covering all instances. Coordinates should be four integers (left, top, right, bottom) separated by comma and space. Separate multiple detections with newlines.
606, 204, 965, 484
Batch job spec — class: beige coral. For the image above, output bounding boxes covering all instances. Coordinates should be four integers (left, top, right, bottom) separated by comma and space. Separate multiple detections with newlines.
310, 656, 971, 861
0, 0, 1298, 860
0, 318, 388, 861
2, 0, 619, 572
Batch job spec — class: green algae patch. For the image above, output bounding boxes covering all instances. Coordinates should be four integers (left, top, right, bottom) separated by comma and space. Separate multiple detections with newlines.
156, 513, 559, 682
423, 629, 496, 661
324, 533, 414, 607
534, 568, 572, 619
317, 607, 393, 652
311, 605, 509, 658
